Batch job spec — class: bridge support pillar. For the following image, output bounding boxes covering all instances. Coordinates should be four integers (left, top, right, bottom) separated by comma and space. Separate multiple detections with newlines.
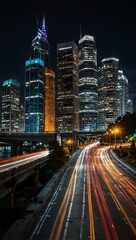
72, 131, 77, 152
18, 144, 23, 155
10, 189, 14, 208
7, 186, 16, 208
34, 171, 39, 187
34, 166, 40, 187
11, 145, 18, 156
6, 178, 16, 207
11, 144, 23, 156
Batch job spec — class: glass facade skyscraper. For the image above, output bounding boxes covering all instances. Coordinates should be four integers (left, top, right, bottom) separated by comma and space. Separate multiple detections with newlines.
98, 57, 119, 131
127, 99, 133, 113
118, 70, 129, 117
44, 69, 55, 132
25, 17, 50, 133
1, 79, 20, 132
57, 41, 79, 133
25, 58, 45, 133
79, 35, 98, 132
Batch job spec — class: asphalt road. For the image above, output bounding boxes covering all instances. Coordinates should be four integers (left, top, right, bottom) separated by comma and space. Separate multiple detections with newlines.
26, 143, 136, 240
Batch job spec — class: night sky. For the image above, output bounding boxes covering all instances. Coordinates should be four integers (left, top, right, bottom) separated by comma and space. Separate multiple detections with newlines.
0, 0, 136, 111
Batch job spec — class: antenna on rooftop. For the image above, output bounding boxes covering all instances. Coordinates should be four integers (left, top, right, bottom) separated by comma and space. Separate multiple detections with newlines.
80, 22, 82, 39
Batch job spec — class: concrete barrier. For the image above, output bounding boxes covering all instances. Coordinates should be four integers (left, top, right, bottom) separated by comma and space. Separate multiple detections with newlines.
1, 164, 66, 240
1, 151, 80, 240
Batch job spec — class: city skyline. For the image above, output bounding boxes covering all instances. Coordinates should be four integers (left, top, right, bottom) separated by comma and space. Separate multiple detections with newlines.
0, 0, 135, 111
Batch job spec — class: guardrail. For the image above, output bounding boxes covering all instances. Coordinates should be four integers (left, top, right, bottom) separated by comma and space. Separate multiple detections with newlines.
109, 148, 136, 176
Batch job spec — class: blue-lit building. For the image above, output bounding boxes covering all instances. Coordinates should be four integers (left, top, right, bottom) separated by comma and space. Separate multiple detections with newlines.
25, 17, 50, 133
78, 35, 98, 132
1, 79, 20, 132
25, 59, 45, 133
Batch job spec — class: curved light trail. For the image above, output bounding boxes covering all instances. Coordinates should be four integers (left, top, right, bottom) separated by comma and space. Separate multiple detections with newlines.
49, 150, 87, 240
25, 142, 135, 240
94, 146, 136, 236
0, 150, 49, 171
87, 147, 119, 240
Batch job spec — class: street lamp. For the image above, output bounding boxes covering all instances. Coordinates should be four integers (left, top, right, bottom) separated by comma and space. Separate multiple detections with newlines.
66, 139, 73, 153
108, 130, 112, 145
105, 132, 109, 144
114, 128, 119, 150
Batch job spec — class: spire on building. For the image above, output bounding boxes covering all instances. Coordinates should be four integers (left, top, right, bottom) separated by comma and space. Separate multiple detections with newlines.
80, 23, 82, 39
112, 48, 115, 57
36, 15, 38, 28
37, 14, 47, 39
42, 14, 46, 33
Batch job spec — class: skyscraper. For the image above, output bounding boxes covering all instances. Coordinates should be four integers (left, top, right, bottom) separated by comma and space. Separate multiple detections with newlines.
127, 99, 133, 113
19, 105, 25, 132
57, 41, 79, 133
118, 70, 129, 116
25, 16, 51, 133
25, 58, 45, 133
78, 35, 98, 132
1, 79, 20, 132
98, 57, 119, 131
44, 69, 55, 132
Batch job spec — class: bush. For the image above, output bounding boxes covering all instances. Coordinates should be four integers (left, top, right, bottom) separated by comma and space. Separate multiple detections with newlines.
15, 197, 30, 215
40, 167, 54, 184
115, 147, 136, 167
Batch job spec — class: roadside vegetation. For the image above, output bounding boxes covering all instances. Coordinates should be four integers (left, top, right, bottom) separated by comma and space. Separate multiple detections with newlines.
108, 112, 136, 137
40, 140, 70, 184
107, 112, 136, 168
115, 147, 136, 168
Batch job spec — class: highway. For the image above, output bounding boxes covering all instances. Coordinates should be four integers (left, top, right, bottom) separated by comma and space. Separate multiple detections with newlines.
25, 143, 136, 240
88, 146, 136, 239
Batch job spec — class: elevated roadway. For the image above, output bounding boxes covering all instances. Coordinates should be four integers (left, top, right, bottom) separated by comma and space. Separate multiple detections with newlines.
0, 132, 56, 144
0, 151, 49, 200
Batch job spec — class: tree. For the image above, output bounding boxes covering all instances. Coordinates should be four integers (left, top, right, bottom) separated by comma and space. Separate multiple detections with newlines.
116, 112, 136, 136
107, 112, 136, 136
48, 141, 68, 172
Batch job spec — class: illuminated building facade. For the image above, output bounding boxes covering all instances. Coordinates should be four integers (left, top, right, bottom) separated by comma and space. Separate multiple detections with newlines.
127, 99, 133, 113
25, 16, 52, 133
25, 58, 45, 133
118, 70, 129, 116
1, 79, 20, 132
44, 69, 55, 132
79, 35, 98, 131
19, 105, 25, 132
57, 41, 79, 133
98, 57, 119, 130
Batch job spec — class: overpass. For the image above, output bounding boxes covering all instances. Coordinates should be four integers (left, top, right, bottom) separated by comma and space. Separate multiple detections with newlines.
0, 131, 104, 142
0, 132, 56, 144
59, 131, 104, 150
0, 132, 57, 155
0, 131, 104, 154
